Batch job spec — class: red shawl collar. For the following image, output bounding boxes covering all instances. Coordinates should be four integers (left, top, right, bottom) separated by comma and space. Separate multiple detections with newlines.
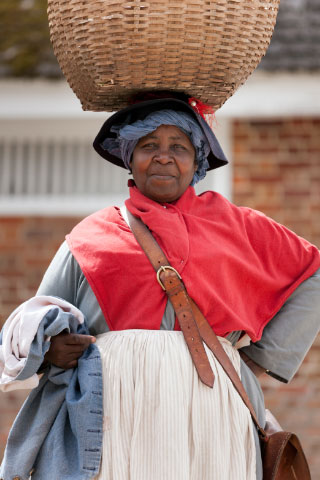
66, 186, 320, 341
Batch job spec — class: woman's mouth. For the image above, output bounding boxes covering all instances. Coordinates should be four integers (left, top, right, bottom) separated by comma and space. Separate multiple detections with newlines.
150, 174, 175, 180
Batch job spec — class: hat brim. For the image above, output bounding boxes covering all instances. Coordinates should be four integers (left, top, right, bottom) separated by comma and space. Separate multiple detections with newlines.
93, 98, 228, 171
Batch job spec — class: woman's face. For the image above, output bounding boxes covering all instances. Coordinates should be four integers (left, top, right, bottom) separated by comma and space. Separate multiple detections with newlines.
130, 125, 197, 203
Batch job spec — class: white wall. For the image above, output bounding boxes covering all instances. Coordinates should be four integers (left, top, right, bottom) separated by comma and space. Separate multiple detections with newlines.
0, 81, 232, 215
1, 71, 319, 215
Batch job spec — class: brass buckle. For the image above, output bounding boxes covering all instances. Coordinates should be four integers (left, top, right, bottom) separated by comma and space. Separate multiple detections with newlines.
156, 265, 182, 291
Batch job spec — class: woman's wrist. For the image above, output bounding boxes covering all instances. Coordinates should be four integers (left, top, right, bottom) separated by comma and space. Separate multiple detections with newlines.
239, 351, 266, 378
37, 359, 49, 373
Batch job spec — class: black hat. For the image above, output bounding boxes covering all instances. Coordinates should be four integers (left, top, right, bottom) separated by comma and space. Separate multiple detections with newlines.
93, 95, 228, 171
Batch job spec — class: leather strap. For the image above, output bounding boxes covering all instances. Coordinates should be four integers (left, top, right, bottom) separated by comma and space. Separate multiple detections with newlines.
126, 209, 267, 438
125, 209, 214, 388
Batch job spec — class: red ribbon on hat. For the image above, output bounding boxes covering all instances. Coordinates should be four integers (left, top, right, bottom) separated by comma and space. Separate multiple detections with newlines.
188, 97, 214, 118
188, 97, 216, 129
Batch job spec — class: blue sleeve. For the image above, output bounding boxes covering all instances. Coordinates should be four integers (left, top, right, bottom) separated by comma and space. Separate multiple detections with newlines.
37, 241, 108, 336
37, 241, 82, 304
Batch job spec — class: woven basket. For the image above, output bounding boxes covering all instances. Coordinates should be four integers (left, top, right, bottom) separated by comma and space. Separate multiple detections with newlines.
48, 0, 280, 112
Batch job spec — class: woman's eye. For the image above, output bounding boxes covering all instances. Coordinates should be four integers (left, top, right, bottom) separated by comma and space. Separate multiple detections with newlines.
141, 143, 157, 149
172, 144, 186, 150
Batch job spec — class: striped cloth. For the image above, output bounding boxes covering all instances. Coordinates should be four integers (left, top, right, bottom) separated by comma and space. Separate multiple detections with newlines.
94, 330, 256, 480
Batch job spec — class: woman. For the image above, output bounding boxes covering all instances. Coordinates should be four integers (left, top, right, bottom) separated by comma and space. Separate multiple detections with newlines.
1, 93, 320, 480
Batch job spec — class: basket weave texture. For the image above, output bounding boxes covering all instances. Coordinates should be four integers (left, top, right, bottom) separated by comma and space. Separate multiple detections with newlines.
48, 0, 280, 112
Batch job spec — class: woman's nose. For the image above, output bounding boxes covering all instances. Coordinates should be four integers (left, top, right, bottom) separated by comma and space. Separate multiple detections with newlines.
154, 148, 173, 163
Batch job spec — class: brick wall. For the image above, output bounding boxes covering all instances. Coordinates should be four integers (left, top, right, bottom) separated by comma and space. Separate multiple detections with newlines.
0, 116, 319, 477
0, 217, 81, 458
233, 117, 320, 478
233, 118, 320, 246
0, 217, 81, 321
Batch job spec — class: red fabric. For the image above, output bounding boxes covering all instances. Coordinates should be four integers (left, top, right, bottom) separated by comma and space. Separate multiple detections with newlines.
66, 186, 320, 341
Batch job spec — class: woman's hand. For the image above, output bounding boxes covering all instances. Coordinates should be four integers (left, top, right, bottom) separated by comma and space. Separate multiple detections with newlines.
43, 331, 96, 369
239, 351, 266, 378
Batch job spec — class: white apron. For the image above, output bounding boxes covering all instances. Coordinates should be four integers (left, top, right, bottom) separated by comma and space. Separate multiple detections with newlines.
94, 330, 256, 480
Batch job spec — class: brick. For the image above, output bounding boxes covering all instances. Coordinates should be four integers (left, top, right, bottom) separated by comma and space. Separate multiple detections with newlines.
249, 120, 283, 128
250, 146, 279, 154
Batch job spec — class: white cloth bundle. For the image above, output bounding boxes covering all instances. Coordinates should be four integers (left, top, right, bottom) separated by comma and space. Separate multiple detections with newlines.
0, 295, 84, 392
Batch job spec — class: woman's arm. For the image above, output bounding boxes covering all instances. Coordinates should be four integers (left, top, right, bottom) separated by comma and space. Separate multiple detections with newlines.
37, 241, 83, 303
37, 242, 99, 369
238, 350, 266, 378
37, 241, 108, 336
239, 268, 320, 383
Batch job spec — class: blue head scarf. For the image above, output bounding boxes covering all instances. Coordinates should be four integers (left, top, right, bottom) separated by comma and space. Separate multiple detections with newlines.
102, 110, 210, 185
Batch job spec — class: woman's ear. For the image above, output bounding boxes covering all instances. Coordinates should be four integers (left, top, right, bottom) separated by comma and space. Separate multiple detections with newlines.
194, 159, 198, 173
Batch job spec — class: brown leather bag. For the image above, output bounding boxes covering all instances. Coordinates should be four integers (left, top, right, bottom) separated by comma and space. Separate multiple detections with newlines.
125, 209, 312, 480
262, 410, 311, 480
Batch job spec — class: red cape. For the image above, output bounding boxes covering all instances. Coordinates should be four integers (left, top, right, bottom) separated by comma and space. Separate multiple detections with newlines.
66, 186, 320, 341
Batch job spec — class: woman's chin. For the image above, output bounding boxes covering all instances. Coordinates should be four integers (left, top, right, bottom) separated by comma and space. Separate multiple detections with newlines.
143, 178, 180, 203
135, 175, 193, 203
146, 188, 180, 204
